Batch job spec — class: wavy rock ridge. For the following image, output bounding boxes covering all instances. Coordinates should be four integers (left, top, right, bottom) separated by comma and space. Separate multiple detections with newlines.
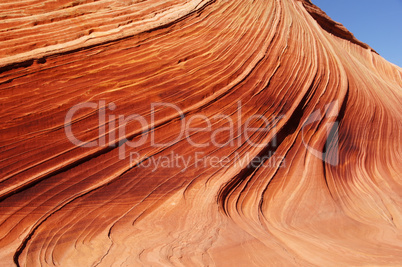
0, 0, 401, 266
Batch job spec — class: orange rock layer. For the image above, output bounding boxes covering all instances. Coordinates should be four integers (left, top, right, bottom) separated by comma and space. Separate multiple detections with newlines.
0, 0, 401, 266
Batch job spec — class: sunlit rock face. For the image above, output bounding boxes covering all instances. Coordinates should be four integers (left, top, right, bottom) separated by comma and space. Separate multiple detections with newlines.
1, 0, 401, 266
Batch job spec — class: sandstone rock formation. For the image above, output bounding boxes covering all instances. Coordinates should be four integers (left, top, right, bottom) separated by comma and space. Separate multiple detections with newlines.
0, 0, 401, 266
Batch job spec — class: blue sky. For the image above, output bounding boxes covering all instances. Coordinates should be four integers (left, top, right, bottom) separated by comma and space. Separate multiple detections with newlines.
312, 0, 402, 67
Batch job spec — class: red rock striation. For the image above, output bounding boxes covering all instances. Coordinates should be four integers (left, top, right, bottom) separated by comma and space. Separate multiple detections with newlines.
0, 0, 401, 266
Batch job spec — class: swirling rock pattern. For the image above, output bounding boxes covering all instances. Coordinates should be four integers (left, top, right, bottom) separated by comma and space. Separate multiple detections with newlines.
1, 0, 401, 266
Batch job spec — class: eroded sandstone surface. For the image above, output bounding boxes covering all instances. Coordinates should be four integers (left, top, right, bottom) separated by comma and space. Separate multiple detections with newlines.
0, 0, 401, 266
